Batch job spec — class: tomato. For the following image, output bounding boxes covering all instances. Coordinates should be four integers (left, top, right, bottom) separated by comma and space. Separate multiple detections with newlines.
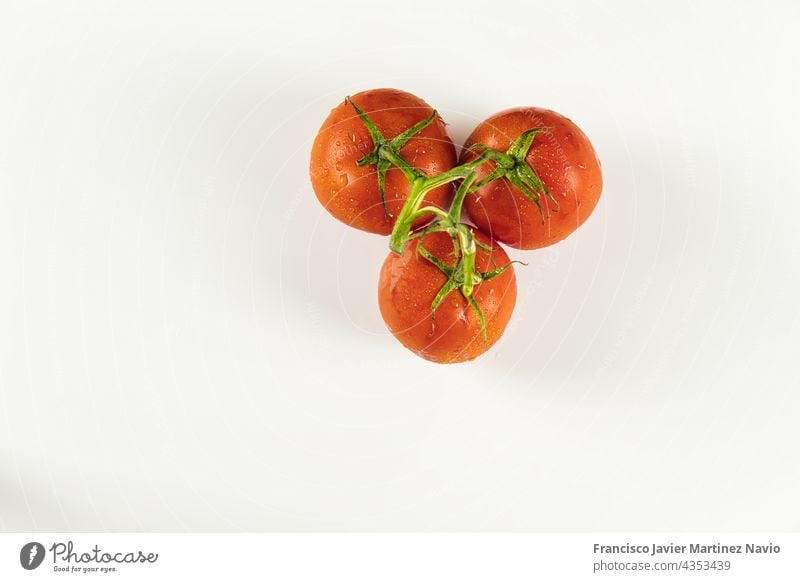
378, 228, 516, 363
461, 107, 602, 250
310, 88, 457, 235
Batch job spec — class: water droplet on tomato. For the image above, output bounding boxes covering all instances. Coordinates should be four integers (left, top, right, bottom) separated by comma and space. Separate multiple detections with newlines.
335, 161, 343, 171
339, 174, 348, 186
331, 188, 339, 197
578, 163, 586, 170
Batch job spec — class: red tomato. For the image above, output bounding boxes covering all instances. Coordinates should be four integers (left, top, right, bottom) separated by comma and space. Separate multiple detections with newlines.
461, 107, 602, 249
378, 229, 516, 363
310, 89, 457, 235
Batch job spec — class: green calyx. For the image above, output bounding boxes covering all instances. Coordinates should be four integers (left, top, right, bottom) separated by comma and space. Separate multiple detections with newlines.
345, 98, 547, 343
467, 129, 561, 222
417, 229, 524, 342
347, 97, 437, 219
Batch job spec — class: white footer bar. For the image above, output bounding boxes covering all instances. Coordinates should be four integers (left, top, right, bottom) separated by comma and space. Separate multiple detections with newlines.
1, 533, 797, 581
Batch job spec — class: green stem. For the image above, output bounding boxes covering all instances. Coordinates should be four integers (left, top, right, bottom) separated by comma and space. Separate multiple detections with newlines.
388, 167, 475, 255
389, 177, 428, 254
466, 144, 516, 170
387, 150, 496, 255
449, 171, 477, 223
409, 206, 450, 223
419, 164, 473, 191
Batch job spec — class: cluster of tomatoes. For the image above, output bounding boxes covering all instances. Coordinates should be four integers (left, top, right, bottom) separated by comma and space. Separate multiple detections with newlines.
310, 89, 602, 363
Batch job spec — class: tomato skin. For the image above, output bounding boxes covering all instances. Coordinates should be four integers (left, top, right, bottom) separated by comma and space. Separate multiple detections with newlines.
378, 229, 516, 363
461, 108, 602, 250
310, 89, 457, 235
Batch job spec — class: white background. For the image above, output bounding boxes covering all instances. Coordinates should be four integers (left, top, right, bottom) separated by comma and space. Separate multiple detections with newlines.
1, 0, 798, 532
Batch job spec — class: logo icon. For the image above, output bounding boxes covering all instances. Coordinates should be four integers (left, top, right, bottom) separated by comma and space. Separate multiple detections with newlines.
20, 542, 46, 570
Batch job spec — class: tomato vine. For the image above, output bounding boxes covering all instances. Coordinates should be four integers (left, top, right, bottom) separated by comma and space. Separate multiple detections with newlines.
347, 98, 553, 340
